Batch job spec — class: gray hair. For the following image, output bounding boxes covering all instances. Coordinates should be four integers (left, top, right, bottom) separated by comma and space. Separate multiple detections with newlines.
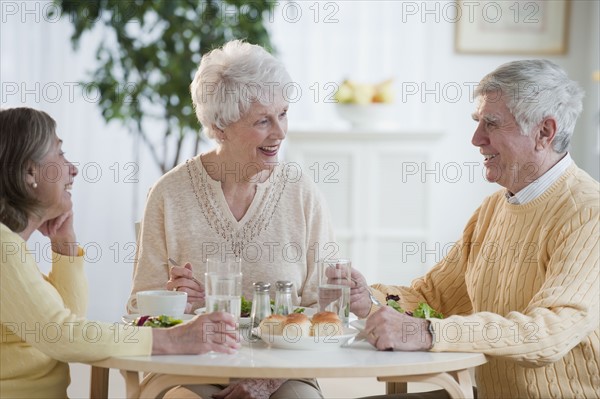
190, 40, 292, 140
0, 107, 56, 232
474, 59, 584, 153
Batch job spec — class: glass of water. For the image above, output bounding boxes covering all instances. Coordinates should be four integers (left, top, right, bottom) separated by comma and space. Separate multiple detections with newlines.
317, 258, 351, 326
205, 258, 242, 320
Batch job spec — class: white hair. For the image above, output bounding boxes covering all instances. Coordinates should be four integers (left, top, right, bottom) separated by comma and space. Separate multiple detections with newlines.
474, 59, 584, 153
190, 40, 292, 140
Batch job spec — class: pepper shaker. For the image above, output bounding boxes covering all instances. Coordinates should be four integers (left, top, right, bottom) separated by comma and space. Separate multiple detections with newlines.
250, 282, 271, 328
274, 281, 294, 315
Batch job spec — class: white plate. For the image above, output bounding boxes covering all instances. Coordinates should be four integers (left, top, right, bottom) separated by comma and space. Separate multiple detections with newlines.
254, 327, 357, 350
194, 306, 314, 328
350, 319, 366, 331
122, 314, 194, 325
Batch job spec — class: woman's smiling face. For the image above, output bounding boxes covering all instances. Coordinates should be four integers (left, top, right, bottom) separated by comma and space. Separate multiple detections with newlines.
32, 136, 78, 221
219, 98, 289, 174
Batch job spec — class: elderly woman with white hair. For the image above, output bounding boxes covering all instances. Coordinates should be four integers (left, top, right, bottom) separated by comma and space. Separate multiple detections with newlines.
128, 40, 334, 398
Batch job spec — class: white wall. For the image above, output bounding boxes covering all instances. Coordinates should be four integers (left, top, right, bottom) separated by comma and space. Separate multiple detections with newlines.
270, 0, 599, 270
1, 1, 598, 397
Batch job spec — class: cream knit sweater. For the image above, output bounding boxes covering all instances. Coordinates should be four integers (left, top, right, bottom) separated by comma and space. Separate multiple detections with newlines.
0, 224, 152, 398
129, 156, 335, 312
372, 164, 599, 398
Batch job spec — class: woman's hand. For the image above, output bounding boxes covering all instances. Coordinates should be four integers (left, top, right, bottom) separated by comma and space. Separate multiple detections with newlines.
212, 378, 286, 399
348, 268, 373, 318
166, 262, 205, 304
363, 306, 432, 351
38, 210, 78, 256
151, 312, 240, 355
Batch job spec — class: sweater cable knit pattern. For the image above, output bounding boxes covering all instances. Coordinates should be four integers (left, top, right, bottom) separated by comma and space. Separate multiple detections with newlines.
370, 164, 599, 398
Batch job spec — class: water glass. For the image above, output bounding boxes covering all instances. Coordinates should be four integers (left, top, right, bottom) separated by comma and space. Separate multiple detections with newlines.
318, 258, 351, 326
205, 258, 242, 320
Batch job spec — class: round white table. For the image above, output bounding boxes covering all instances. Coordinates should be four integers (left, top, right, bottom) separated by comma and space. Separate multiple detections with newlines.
89, 338, 486, 398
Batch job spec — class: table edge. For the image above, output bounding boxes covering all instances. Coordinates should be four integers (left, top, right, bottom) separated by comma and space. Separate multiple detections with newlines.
87, 352, 487, 379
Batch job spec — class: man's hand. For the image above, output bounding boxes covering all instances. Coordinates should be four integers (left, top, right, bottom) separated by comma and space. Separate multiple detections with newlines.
364, 306, 433, 351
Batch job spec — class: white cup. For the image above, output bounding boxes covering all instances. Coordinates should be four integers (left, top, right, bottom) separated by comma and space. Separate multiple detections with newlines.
136, 290, 187, 318
318, 259, 351, 326
205, 258, 242, 319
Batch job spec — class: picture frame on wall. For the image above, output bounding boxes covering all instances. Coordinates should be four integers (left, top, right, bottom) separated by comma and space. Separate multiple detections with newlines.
455, 0, 570, 54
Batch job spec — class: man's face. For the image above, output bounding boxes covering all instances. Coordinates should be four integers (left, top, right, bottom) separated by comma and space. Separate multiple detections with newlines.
471, 92, 540, 193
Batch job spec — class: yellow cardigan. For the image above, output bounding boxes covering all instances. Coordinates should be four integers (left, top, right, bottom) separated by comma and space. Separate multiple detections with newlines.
0, 224, 152, 398
371, 164, 599, 398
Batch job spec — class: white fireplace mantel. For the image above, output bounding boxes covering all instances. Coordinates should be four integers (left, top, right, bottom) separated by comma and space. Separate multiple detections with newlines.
285, 128, 444, 285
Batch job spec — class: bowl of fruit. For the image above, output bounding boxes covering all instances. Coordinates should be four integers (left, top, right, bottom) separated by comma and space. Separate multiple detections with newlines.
334, 79, 396, 128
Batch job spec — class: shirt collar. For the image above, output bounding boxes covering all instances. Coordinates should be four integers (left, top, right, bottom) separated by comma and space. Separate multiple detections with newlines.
506, 153, 572, 205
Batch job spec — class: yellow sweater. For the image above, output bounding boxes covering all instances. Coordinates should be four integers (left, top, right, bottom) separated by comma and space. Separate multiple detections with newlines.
0, 224, 152, 398
372, 164, 599, 398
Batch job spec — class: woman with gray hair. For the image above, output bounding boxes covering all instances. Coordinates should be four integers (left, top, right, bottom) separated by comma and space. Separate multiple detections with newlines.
0, 107, 240, 398
129, 40, 333, 398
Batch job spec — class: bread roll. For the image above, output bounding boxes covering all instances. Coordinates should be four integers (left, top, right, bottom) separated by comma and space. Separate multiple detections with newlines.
311, 311, 339, 323
311, 311, 343, 337
282, 313, 311, 339
259, 314, 286, 336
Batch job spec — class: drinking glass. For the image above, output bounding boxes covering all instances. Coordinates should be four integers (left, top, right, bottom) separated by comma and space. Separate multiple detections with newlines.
205, 258, 242, 320
317, 258, 351, 326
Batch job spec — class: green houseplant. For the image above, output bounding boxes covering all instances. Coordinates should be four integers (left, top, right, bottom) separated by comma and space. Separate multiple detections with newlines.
54, 0, 275, 173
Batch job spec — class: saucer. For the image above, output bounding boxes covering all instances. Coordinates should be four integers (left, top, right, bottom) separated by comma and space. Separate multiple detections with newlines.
122, 314, 194, 325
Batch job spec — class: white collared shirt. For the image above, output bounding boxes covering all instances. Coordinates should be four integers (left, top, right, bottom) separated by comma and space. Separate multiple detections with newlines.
506, 153, 572, 205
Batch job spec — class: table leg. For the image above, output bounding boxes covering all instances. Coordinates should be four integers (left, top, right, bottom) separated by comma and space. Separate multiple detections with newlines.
386, 382, 407, 394
90, 366, 109, 399
379, 369, 474, 399
121, 370, 142, 399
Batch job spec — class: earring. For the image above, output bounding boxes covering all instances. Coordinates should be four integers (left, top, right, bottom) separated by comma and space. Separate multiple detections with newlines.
32, 182, 38, 189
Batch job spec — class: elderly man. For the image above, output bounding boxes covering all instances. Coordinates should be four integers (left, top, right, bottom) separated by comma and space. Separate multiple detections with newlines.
350, 60, 599, 398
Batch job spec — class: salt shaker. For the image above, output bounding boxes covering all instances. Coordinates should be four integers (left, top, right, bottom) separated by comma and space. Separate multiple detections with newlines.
274, 281, 294, 315
250, 282, 271, 328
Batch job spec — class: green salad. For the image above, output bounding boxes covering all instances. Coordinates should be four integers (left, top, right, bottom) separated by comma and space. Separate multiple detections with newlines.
385, 294, 443, 319
240, 296, 305, 317
134, 315, 183, 328
241, 296, 253, 317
